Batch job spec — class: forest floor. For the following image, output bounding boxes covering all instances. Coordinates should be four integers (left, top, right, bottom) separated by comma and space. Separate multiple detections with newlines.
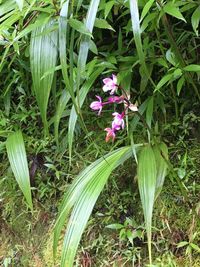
0, 133, 200, 267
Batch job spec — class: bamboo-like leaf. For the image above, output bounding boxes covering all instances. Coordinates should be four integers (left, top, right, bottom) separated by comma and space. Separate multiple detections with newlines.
191, 6, 200, 36
30, 19, 58, 135
6, 131, 33, 210
59, 0, 70, 89
154, 143, 168, 200
129, 0, 148, 81
0, 0, 16, 16
68, 67, 105, 160
137, 144, 157, 264
77, 0, 100, 79
54, 145, 142, 266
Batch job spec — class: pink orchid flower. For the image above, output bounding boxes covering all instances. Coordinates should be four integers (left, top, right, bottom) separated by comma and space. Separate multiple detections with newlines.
105, 127, 116, 142
90, 96, 103, 115
112, 112, 125, 130
102, 74, 118, 95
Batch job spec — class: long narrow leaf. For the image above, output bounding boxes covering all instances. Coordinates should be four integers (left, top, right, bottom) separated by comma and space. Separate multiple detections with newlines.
54, 145, 142, 266
137, 144, 157, 264
129, 0, 146, 75
6, 131, 33, 210
77, 0, 100, 79
30, 19, 58, 135
154, 142, 168, 200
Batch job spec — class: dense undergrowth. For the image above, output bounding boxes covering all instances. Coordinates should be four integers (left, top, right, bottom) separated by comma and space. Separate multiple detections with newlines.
0, 0, 200, 266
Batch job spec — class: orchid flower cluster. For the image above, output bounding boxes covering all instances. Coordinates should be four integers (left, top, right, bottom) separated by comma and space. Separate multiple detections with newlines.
90, 74, 138, 142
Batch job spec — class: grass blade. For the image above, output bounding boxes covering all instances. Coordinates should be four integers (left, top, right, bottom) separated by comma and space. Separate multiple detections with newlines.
54, 145, 143, 266
137, 144, 157, 264
30, 19, 58, 135
6, 130, 33, 210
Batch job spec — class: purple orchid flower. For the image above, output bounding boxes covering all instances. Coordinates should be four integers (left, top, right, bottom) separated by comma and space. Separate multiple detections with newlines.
112, 112, 125, 130
90, 95, 103, 115
102, 74, 118, 95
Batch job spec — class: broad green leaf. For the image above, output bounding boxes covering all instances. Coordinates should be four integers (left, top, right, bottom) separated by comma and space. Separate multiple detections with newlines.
15, 0, 23, 11
140, 0, 155, 21
153, 143, 168, 200
154, 73, 173, 92
0, 0, 16, 16
6, 131, 33, 210
54, 145, 141, 267
95, 18, 115, 31
184, 64, 200, 72
191, 6, 200, 36
30, 19, 58, 135
137, 144, 157, 264
177, 76, 185, 96
68, 18, 93, 37
104, 0, 115, 19
163, 2, 186, 22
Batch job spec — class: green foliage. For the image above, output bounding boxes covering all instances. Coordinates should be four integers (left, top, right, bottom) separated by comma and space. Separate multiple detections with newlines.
6, 130, 33, 210
0, 0, 200, 265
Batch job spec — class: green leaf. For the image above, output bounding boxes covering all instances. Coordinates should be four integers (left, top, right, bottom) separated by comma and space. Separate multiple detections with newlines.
190, 243, 200, 252
137, 144, 157, 264
177, 241, 188, 248
77, 0, 100, 78
154, 73, 173, 92
106, 223, 124, 230
140, 0, 155, 21
0, 0, 16, 16
14, 0, 23, 11
191, 6, 200, 36
6, 131, 33, 210
95, 18, 115, 31
68, 18, 93, 37
153, 143, 168, 200
184, 64, 200, 72
54, 145, 140, 267
104, 0, 115, 19
163, 2, 186, 22
30, 19, 58, 135
177, 76, 185, 96
129, 0, 151, 87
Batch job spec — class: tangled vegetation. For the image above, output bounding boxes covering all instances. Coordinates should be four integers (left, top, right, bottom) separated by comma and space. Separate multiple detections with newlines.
0, 0, 200, 266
